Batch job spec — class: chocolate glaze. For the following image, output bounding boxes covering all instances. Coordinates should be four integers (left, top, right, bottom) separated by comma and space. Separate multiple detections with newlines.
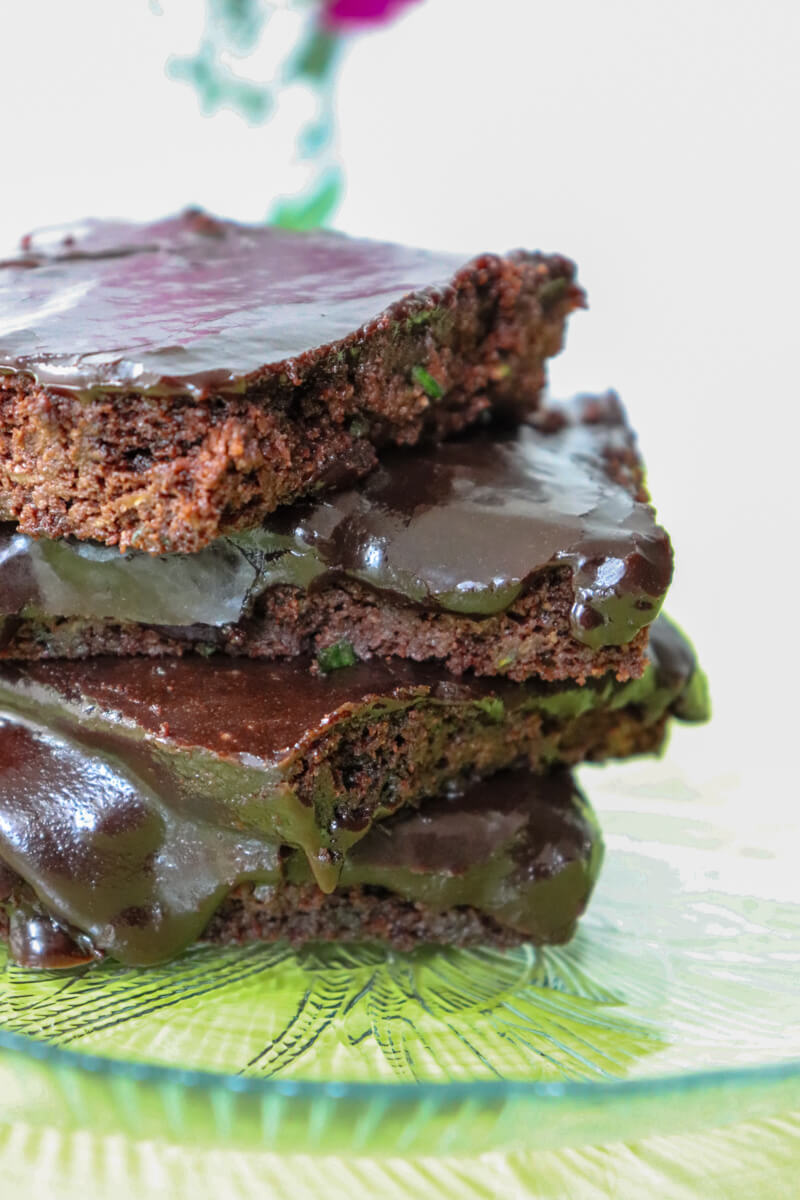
329, 769, 603, 945
0, 617, 707, 965
0, 211, 571, 399
0, 750, 600, 967
0, 719, 281, 965
0, 395, 671, 646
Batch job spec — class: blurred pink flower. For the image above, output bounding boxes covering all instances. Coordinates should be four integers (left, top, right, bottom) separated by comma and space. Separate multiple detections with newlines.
323, 0, 421, 30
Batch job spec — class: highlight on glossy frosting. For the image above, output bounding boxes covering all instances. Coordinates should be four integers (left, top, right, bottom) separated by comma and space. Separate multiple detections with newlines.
0, 209, 522, 397
0, 395, 672, 648
0, 616, 708, 965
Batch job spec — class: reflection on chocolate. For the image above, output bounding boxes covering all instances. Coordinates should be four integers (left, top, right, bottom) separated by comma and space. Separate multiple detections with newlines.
0, 396, 672, 646
0, 211, 493, 397
0, 718, 281, 965
0, 526, 257, 628
8, 904, 98, 970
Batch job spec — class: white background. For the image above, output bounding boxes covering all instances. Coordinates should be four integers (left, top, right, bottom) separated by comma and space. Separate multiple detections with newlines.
0, 0, 798, 859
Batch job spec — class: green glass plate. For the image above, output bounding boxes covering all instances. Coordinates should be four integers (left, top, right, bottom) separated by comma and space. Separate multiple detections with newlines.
0, 736, 798, 1165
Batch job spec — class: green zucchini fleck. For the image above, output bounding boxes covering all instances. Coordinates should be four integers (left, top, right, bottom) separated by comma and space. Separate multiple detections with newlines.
411, 366, 444, 400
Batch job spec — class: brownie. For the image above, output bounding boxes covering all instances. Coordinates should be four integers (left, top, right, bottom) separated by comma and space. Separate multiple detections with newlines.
0, 394, 671, 683
0, 616, 707, 965
0, 210, 583, 554
0, 767, 601, 967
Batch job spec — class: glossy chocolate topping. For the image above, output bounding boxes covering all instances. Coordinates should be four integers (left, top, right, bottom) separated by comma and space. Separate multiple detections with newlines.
0, 211, 540, 398
332, 769, 603, 944
0, 395, 671, 645
0, 718, 281, 965
0, 616, 706, 960
0, 742, 600, 968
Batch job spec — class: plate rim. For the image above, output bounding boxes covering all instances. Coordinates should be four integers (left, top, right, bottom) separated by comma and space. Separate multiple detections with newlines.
2, 1021, 799, 1105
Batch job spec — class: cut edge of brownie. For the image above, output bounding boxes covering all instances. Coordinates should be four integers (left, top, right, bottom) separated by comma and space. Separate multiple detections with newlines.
0, 881, 551, 962
0, 571, 651, 684
0, 251, 583, 554
285, 698, 671, 858
200, 883, 575, 952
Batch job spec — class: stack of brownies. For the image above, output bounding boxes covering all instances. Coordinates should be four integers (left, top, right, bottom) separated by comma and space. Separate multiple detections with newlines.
0, 212, 707, 968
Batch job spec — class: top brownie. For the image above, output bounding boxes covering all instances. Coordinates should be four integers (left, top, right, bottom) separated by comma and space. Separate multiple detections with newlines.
0, 210, 583, 553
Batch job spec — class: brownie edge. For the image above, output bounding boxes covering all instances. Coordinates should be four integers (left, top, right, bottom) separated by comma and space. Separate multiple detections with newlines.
0, 212, 583, 553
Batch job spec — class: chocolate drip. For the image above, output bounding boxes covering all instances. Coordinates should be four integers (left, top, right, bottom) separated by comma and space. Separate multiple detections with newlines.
7, 904, 98, 970
0, 395, 672, 646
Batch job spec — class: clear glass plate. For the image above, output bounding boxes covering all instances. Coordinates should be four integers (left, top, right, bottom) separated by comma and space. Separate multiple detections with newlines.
0, 736, 798, 1162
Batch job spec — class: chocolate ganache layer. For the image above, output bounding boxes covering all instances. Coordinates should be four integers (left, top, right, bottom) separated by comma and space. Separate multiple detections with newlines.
0, 616, 708, 963
0, 395, 672, 680
0, 211, 583, 553
0, 768, 602, 968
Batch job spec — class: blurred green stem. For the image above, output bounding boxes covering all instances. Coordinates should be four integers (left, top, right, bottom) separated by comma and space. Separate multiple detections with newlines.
164, 0, 344, 227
